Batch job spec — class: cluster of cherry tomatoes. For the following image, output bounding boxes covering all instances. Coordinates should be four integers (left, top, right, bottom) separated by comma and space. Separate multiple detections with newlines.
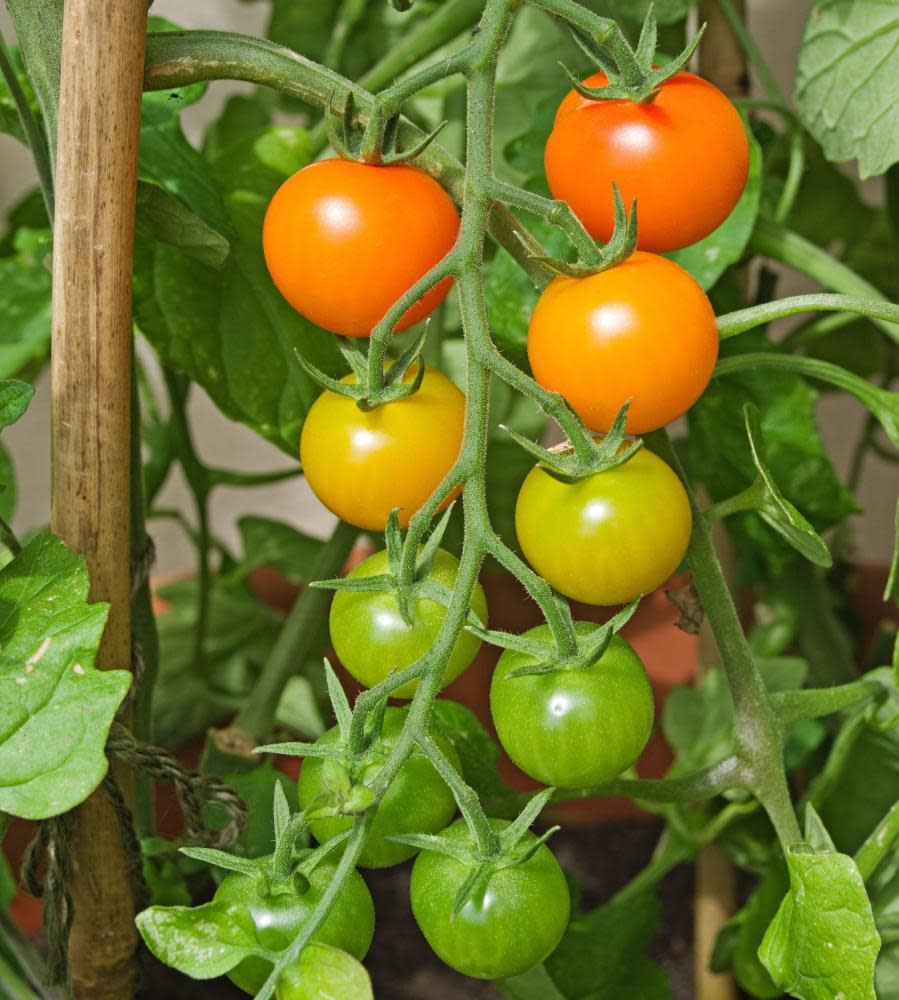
258, 68, 749, 983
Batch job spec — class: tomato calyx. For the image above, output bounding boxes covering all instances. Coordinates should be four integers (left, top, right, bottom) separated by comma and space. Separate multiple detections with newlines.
326, 89, 447, 167
389, 788, 560, 917
565, 6, 705, 104
296, 327, 429, 409
471, 601, 640, 679
180, 783, 350, 887
527, 183, 638, 278
503, 399, 642, 483
314, 507, 475, 630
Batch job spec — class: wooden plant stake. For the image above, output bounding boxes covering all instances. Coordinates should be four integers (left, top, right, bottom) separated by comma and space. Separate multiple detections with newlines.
51, 0, 148, 995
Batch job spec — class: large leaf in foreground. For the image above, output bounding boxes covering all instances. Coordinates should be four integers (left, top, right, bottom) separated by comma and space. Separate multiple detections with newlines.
759, 845, 880, 1000
797, 1, 899, 179
0, 532, 131, 819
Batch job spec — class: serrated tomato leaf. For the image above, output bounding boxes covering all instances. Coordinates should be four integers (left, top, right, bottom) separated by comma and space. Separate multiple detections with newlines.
136, 900, 262, 980
0, 531, 131, 819
797, 1, 899, 179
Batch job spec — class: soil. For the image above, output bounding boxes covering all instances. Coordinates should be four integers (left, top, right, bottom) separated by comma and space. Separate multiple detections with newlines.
137, 820, 697, 1000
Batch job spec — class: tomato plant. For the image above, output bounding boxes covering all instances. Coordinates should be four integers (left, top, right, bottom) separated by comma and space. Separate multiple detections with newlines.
264, 159, 459, 337
409, 818, 571, 979
5, 1, 899, 999
330, 547, 488, 698
545, 70, 750, 252
528, 251, 719, 434
490, 623, 654, 788
515, 447, 692, 605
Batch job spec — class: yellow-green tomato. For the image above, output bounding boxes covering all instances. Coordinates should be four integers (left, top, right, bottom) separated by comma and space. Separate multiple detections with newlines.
515, 448, 691, 605
490, 623, 654, 788
298, 707, 460, 868
329, 548, 488, 699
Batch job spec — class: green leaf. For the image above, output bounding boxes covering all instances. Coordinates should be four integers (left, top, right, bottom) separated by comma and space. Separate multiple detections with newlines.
542, 893, 670, 999
236, 516, 325, 584
275, 943, 373, 1000
668, 122, 762, 290
135, 181, 230, 269
153, 578, 281, 747
430, 699, 513, 803
133, 107, 341, 453
498, 964, 567, 1000
663, 669, 734, 774
276, 675, 327, 741
759, 845, 880, 1000
5, 0, 62, 161
0, 531, 131, 819
743, 404, 832, 568
0, 379, 34, 430
136, 900, 263, 979
0, 228, 52, 379
688, 336, 857, 581
817, 716, 899, 856
796, 1, 899, 179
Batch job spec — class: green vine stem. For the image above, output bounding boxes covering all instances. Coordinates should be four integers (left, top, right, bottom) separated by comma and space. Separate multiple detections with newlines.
717, 293, 899, 341
751, 216, 899, 346
648, 429, 802, 848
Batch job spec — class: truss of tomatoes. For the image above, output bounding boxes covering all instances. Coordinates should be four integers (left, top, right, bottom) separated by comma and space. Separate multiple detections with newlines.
259, 66, 747, 983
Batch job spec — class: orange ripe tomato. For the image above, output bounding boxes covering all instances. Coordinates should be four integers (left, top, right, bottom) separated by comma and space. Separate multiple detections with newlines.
527, 251, 718, 435
263, 159, 459, 336
299, 366, 465, 532
545, 71, 749, 252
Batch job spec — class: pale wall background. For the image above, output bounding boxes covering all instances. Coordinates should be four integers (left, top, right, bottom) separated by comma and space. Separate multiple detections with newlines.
0, 0, 895, 574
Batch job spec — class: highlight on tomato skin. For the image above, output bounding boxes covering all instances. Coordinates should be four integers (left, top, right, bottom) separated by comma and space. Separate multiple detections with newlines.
299, 365, 465, 532
263, 157, 459, 337
527, 251, 719, 435
515, 448, 692, 607
544, 70, 750, 252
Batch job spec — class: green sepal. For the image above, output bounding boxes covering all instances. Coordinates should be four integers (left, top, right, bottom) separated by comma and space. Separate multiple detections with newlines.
499, 787, 554, 852
384, 832, 475, 862
529, 185, 638, 278
565, 9, 706, 105
502, 400, 642, 483
252, 741, 345, 760
178, 848, 263, 877
451, 863, 491, 919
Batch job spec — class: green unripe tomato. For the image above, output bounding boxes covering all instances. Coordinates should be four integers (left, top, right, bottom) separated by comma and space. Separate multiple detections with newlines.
329, 548, 488, 699
410, 818, 570, 979
298, 706, 460, 868
213, 859, 374, 996
275, 943, 373, 1000
490, 623, 654, 788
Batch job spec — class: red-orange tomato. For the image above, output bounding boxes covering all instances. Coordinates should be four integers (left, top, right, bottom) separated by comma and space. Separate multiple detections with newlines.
263, 159, 459, 337
528, 251, 718, 434
545, 71, 749, 252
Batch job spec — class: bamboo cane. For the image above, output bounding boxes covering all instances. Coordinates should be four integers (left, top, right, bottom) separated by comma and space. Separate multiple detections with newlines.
51, 0, 147, 995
